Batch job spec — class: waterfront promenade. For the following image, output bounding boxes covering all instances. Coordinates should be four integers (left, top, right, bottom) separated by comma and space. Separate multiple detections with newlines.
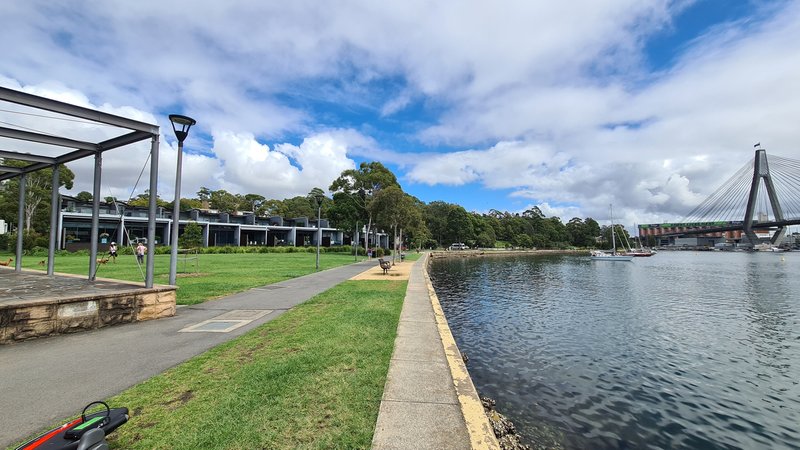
0, 256, 496, 449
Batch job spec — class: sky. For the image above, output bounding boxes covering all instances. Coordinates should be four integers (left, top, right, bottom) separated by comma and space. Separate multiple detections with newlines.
1, 0, 798, 230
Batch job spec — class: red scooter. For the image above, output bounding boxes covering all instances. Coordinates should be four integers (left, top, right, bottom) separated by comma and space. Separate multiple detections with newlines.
16, 401, 128, 450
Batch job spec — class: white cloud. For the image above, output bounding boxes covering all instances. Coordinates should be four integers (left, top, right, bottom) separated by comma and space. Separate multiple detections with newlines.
3, 0, 799, 229
210, 130, 357, 199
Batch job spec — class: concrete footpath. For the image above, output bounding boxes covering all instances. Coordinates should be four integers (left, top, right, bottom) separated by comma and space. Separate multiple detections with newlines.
371, 255, 499, 449
0, 256, 498, 449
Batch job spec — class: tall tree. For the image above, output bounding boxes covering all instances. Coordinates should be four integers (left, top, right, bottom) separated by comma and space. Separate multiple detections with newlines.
0, 161, 74, 232
445, 206, 474, 245
370, 186, 419, 264
75, 191, 93, 202
424, 201, 454, 247
209, 189, 239, 213
240, 193, 266, 213
329, 161, 399, 253
127, 190, 169, 208
327, 192, 362, 245
281, 196, 315, 218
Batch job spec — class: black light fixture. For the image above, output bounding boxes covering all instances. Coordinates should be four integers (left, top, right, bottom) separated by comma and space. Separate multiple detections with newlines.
169, 114, 196, 143
168, 114, 196, 286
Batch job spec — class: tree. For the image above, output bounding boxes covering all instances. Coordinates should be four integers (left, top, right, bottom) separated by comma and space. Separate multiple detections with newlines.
179, 221, 203, 248
240, 193, 266, 213
329, 161, 399, 254
281, 196, 315, 218
209, 189, 239, 213
327, 192, 362, 244
127, 190, 169, 208
445, 206, 474, 245
75, 191, 93, 202
179, 198, 204, 211
584, 218, 601, 242
197, 187, 213, 204
0, 161, 74, 232
513, 233, 534, 249
259, 199, 284, 217
370, 186, 421, 264
423, 201, 454, 247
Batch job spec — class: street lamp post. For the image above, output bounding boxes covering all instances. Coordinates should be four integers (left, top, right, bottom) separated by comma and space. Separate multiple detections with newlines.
314, 192, 325, 270
168, 114, 196, 286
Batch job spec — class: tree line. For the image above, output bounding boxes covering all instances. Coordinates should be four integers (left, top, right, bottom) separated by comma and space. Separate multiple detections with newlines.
0, 159, 629, 251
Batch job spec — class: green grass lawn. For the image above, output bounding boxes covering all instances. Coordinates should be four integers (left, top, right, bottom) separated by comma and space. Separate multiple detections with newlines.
0, 251, 363, 305
101, 279, 406, 449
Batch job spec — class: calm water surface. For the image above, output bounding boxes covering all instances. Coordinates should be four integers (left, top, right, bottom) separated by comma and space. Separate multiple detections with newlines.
429, 251, 800, 449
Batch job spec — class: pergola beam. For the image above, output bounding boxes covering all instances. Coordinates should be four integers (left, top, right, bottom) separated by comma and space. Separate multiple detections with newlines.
98, 130, 152, 151
0, 126, 98, 151
0, 148, 98, 182
0, 86, 159, 135
0, 165, 23, 174
0, 149, 57, 164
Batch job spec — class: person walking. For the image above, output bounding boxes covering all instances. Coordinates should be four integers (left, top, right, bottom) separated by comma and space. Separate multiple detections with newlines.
108, 242, 118, 263
135, 241, 147, 264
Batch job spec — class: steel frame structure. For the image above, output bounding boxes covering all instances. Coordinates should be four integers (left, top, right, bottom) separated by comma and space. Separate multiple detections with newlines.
0, 86, 161, 287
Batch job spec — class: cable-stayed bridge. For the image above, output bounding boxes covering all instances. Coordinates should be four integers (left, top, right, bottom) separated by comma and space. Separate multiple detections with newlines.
647, 148, 800, 247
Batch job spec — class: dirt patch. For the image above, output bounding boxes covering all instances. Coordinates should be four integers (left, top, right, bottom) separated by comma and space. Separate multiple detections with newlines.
164, 390, 194, 408
176, 272, 210, 278
350, 259, 413, 281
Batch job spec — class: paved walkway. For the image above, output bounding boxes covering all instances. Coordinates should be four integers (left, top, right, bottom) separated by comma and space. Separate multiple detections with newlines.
372, 255, 498, 449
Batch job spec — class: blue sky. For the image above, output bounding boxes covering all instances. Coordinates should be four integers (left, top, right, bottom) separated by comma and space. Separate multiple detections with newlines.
1, 0, 798, 229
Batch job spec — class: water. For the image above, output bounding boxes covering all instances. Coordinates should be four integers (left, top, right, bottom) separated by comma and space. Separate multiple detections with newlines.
429, 251, 800, 450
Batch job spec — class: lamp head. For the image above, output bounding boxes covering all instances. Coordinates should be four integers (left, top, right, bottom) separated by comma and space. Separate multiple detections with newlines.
169, 114, 196, 144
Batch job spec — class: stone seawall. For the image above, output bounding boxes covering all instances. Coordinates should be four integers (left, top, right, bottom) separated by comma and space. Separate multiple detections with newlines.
430, 249, 587, 259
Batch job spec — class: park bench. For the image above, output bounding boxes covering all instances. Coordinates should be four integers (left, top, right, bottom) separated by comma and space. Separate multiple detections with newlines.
378, 258, 392, 275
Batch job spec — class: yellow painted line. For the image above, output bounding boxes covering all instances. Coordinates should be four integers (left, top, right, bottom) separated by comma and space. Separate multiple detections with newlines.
422, 254, 501, 450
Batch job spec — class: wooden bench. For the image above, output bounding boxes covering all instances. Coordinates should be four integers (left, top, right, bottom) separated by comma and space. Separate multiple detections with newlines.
378, 258, 392, 275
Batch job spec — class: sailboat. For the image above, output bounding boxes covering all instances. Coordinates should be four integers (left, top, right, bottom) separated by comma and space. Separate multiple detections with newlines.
623, 225, 655, 257
591, 205, 633, 261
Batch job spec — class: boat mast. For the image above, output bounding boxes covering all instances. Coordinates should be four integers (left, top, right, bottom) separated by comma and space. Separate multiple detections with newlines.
610, 204, 617, 255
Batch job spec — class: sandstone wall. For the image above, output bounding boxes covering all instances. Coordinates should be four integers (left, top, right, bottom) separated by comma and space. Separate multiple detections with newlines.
0, 288, 176, 344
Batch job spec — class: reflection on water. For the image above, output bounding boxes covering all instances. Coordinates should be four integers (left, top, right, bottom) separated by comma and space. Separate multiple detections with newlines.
430, 252, 800, 450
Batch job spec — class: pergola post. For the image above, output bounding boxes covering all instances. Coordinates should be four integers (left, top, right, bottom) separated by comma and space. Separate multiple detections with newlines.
145, 134, 160, 288
47, 164, 59, 275
15, 173, 25, 272
89, 152, 102, 280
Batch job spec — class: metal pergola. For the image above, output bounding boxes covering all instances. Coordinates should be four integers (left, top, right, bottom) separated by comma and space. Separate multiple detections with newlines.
0, 86, 161, 287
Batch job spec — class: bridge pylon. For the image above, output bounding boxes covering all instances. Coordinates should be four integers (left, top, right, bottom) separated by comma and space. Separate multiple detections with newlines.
743, 149, 786, 246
